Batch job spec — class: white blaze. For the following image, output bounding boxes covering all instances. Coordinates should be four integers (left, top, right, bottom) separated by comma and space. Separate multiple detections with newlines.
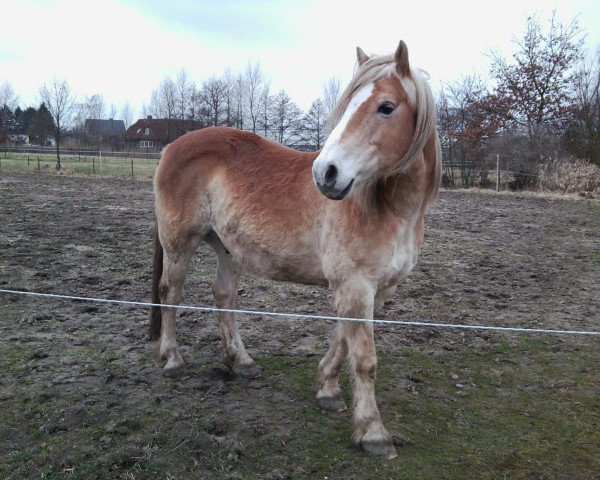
313, 83, 375, 190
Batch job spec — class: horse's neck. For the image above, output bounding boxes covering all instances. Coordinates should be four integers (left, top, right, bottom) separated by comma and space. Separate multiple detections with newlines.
352, 169, 426, 220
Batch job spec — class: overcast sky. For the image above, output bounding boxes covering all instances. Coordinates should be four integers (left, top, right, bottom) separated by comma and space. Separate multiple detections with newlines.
1, 0, 599, 116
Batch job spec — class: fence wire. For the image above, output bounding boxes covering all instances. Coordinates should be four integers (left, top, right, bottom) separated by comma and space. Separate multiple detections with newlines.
1, 289, 599, 337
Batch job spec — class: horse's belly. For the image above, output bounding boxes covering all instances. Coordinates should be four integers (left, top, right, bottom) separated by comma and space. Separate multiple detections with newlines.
218, 230, 327, 286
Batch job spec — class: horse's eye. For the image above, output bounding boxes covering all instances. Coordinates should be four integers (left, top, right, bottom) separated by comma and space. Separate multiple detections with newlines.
377, 102, 395, 116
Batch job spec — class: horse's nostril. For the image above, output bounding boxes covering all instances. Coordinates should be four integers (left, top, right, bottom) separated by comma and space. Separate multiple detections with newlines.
324, 164, 338, 186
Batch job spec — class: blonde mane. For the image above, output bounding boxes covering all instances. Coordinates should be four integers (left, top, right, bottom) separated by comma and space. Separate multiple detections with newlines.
328, 52, 441, 207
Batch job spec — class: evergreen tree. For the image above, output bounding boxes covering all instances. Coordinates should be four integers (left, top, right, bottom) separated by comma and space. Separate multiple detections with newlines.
14, 107, 37, 135
301, 99, 327, 150
0, 104, 15, 144
27, 103, 56, 146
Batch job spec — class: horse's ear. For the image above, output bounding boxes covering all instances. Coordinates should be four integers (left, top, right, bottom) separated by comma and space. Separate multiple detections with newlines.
356, 47, 370, 66
394, 40, 410, 77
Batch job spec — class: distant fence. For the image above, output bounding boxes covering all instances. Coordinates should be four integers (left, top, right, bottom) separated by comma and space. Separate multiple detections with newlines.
1, 147, 542, 189
0, 148, 160, 179
0, 146, 161, 160
442, 154, 541, 191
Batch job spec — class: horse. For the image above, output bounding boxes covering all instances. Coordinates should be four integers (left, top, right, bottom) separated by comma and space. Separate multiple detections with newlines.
149, 40, 441, 460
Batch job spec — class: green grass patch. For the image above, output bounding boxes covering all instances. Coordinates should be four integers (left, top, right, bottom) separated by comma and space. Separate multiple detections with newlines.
245, 339, 600, 479
1, 338, 598, 479
0, 152, 158, 178
0, 344, 26, 371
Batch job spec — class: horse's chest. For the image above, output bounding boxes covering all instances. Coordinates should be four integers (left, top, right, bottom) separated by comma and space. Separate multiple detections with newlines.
378, 232, 418, 286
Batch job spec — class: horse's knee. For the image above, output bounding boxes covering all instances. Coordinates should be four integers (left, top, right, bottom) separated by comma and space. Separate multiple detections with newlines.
375, 285, 396, 311
353, 356, 377, 381
158, 282, 169, 302
212, 283, 235, 306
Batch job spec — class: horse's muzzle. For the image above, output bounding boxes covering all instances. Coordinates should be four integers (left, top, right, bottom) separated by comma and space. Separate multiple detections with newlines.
316, 178, 354, 200
312, 158, 356, 200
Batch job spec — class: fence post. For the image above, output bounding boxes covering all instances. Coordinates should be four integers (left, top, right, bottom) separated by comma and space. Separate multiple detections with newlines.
92, 157, 95, 174
496, 154, 500, 192
131, 158, 134, 178
38, 156, 40, 172
28, 155, 30, 167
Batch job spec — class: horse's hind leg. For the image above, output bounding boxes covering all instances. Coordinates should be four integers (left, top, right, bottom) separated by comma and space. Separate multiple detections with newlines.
158, 234, 200, 376
209, 237, 260, 378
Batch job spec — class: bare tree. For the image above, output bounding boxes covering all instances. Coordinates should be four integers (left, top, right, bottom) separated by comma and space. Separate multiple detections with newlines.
269, 90, 302, 144
436, 89, 453, 185
120, 102, 134, 129
175, 69, 194, 135
244, 62, 266, 133
80, 94, 105, 148
0, 81, 19, 110
300, 98, 326, 150
85, 94, 105, 121
39, 78, 76, 168
234, 73, 245, 130
150, 76, 177, 141
260, 83, 271, 137
437, 76, 506, 188
0, 82, 18, 144
108, 103, 118, 120
567, 49, 600, 164
222, 68, 237, 127
489, 12, 583, 155
71, 101, 87, 148
175, 70, 192, 119
200, 76, 227, 126
322, 76, 341, 127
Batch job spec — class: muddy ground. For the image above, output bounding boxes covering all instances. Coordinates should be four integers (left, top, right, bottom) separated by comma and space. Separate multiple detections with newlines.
0, 172, 598, 479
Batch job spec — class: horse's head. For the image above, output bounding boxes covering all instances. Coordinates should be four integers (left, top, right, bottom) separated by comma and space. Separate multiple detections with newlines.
312, 41, 431, 201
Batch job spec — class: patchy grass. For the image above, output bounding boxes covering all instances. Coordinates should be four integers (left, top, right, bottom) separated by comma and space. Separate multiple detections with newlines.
1, 300, 598, 478
0, 152, 158, 178
1, 335, 598, 479
1, 173, 598, 479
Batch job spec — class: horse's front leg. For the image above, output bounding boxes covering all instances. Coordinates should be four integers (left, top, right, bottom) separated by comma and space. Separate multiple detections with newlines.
334, 280, 397, 460
316, 322, 348, 412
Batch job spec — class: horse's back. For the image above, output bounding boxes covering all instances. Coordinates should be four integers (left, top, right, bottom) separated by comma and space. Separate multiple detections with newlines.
154, 127, 325, 281
156, 127, 317, 188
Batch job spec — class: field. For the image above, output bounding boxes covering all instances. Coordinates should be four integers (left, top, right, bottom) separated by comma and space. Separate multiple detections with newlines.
0, 172, 599, 480
0, 151, 158, 178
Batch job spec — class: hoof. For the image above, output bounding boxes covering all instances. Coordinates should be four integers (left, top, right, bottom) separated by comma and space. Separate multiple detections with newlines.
361, 439, 398, 460
163, 363, 186, 378
316, 393, 348, 413
232, 362, 261, 378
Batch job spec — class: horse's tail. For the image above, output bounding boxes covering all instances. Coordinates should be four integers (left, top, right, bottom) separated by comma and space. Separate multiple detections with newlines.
149, 226, 163, 341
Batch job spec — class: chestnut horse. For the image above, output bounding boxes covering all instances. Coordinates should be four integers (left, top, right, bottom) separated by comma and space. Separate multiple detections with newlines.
149, 40, 441, 459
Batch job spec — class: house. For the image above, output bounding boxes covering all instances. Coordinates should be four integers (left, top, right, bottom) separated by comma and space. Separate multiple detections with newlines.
124, 116, 204, 151
84, 118, 126, 149
7, 133, 29, 145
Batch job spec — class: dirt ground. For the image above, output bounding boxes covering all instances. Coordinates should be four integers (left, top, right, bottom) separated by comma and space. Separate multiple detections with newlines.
0, 172, 599, 479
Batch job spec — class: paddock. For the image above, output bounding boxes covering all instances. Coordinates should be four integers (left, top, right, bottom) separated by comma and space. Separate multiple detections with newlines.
0, 172, 598, 479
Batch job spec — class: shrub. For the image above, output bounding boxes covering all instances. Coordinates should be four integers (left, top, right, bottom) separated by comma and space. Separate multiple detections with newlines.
538, 159, 600, 197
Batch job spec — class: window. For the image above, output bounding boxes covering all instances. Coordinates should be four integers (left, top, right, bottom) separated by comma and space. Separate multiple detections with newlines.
140, 141, 153, 148
144, 127, 150, 135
